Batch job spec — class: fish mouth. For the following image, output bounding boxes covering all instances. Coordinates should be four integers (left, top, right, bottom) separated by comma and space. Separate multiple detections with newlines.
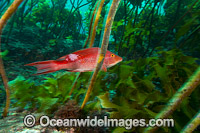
117, 56, 123, 62
119, 57, 123, 62
109, 57, 123, 67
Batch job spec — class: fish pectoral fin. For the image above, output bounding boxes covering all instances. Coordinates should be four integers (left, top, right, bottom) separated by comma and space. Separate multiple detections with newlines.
102, 65, 107, 72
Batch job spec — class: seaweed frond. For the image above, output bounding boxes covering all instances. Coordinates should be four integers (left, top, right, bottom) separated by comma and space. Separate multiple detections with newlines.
145, 67, 200, 132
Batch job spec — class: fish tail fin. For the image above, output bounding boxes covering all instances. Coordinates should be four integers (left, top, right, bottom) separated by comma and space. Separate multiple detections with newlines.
25, 60, 60, 75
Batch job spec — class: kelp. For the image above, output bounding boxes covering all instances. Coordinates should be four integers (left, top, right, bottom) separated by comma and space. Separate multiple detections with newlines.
145, 66, 200, 132
158, 0, 199, 45
96, 49, 199, 132
9, 72, 84, 114
88, 0, 105, 48
0, 0, 24, 117
8, 48, 200, 132
1, 0, 200, 132
180, 110, 200, 133
69, 0, 104, 96
82, 0, 99, 48
81, 0, 121, 109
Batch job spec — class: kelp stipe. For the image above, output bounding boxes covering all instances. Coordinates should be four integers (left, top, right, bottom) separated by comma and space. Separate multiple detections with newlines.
88, 0, 105, 48
0, 0, 24, 117
69, 0, 104, 96
145, 67, 200, 132
180, 110, 200, 133
81, 0, 121, 109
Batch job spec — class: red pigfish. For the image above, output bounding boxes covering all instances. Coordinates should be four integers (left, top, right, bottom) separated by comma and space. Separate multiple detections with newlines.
25, 47, 122, 75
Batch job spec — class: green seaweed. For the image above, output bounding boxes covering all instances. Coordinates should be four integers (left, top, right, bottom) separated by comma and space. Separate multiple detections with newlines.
1, 0, 200, 132
8, 48, 199, 132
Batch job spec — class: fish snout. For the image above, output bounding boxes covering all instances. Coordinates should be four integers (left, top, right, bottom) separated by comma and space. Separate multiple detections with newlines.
116, 56, 123, 62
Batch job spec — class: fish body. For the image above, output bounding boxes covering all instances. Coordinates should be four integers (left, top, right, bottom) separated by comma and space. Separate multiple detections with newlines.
25, 47, 122, 75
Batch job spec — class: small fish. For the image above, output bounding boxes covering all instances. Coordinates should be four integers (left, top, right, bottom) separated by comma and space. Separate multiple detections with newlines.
25, 47, 122, 75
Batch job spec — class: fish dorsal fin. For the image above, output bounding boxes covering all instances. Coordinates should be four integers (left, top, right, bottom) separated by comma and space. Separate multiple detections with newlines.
56, 47, 100, 61
56, 55, 68, 61
57, 54, 79, 62
72, 47, 100, 57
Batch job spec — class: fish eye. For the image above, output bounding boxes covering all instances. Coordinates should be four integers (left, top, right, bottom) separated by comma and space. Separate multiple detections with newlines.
111, 54, 115, 57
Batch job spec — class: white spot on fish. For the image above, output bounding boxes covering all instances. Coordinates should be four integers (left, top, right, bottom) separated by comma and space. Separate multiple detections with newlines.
68, 54, 79, 61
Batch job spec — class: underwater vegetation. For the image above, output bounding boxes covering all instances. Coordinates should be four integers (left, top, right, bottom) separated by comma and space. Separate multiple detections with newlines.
0, 0, 200, 132
9, 48, 200, 132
